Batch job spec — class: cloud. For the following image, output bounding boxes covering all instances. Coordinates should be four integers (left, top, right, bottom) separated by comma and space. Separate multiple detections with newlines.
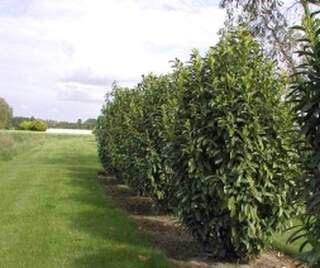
0, 0, 226, 121
135, 0, 220, 12
61, 70, 114, 86
57, 82, 104, 104
60, 68, 138, 87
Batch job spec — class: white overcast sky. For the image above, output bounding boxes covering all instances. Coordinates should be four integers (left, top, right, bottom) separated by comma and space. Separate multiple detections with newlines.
0, 0, 227, 121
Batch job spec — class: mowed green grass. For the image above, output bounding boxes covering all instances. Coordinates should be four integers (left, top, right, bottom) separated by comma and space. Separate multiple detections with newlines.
0, 131, 170, 268
271, 218, 312, 261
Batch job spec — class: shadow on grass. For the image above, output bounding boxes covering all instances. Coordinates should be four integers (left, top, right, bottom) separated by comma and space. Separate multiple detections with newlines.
41, 152, 170, 268
39, 148, 311, 268
71, 247, 170, 268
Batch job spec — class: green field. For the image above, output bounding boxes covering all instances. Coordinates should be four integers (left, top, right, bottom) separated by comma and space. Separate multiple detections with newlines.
0, 131, 170, 268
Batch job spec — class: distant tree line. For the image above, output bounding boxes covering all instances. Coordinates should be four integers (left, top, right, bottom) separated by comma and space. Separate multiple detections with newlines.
0, 96, 96, 131
46, 118, 97, 130
12, 117, 97, 130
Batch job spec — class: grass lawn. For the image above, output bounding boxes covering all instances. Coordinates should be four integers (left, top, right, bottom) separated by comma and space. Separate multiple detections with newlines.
0, 131, 170, 268
271, 219, 312, 261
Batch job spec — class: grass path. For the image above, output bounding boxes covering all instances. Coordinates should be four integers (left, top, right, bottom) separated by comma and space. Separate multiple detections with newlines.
0, 134, 170, 268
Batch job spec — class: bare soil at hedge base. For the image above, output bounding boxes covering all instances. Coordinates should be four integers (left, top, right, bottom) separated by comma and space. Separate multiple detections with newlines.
97, 174, 309, 268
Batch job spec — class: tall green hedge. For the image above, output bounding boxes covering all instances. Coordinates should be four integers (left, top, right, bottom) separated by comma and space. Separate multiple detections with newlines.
96, 28, 301, 260
138, 74, 178, 210
97, 84, 150, 193
97, 78, 177, 209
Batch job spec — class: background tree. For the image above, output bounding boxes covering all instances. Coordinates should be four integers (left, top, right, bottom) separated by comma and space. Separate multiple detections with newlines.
77, 119, 82, 129
83, 118, 97, 129
220, 0, 302, 72
0, 97, 13, 129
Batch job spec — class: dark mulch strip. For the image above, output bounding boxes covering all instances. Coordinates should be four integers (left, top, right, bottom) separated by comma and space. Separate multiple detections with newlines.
97, 174, 119, 185
98, 174, 309, 268
130, 215, 202, 261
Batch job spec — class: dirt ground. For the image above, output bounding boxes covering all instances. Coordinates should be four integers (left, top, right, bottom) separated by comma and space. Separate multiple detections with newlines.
97, 174, 309, 268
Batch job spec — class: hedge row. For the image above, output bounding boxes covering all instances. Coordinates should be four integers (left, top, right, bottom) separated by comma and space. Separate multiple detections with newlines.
96, 28, 302, 260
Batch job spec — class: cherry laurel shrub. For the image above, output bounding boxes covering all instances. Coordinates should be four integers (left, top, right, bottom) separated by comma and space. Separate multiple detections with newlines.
136, 74, 178, 210
96, 77, 178, 209
97, 84, 149, 192
96, 28, 301, 260
172, 28, 301, 260
96, 115, 111, 171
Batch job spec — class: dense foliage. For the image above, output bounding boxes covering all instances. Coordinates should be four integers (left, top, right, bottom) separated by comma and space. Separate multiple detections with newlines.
0, 97, 13, 129
136, 75, 177, 209
19, 120, 48, 132
96, 28, 301, 260
96, 76, 178, 210
288, 1, 320, 265
172, 29, 301, 259
97, 84, 152, 194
